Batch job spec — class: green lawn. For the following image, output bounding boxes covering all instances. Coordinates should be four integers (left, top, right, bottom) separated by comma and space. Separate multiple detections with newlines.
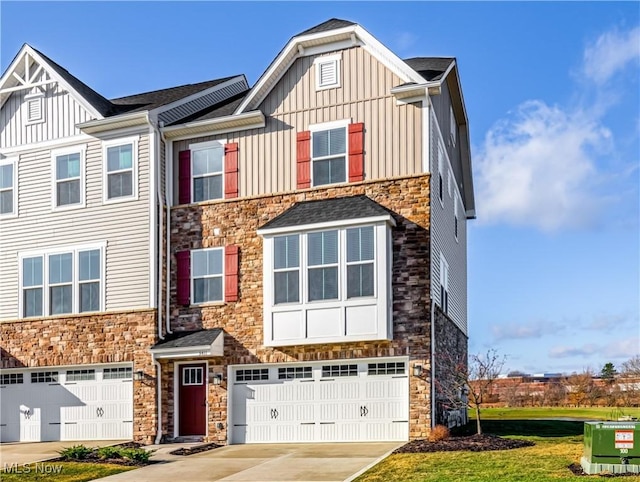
476, 406, 640, 421
0, 462, 135, 482
355, 414, 640, 482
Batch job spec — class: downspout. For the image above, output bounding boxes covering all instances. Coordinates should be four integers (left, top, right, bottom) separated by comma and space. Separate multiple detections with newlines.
160, 125, 173, 335
154, 123, 164, 341
431, 299, 436, 428
153, 355, 163, 444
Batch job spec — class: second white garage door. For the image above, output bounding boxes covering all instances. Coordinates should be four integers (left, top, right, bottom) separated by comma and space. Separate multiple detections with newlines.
230, 358, 409, 444
0, 364, 133, 442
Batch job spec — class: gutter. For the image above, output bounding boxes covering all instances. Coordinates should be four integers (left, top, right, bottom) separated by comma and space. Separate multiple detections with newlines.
153, 355, 163, 444
161, 110, 265, 140
160, 126, 173, 335
78, 111, 150, 135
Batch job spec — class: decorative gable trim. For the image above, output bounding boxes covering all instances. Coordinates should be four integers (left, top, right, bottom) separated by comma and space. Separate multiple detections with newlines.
234, 24, 425, 114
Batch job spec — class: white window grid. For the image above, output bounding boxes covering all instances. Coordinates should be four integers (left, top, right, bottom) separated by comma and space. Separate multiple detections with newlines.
19, 244, 105, 318
52, 147, 85, 210
191, 247, 224, 305
273, 234, 300, 304
190, 141, 225, 203
367, 362, 406, 375
278, 366, 312, 379
321, 364, 357, 377
0, 158, 17, 217
307, 230, 339, 301
345, 226, 375, 299
309, 120, 350, 187
236, 368, 269, 382
182, 367, 203, 385
103, 367, 132, 380
66, 369, 96, 382
102, 137, 138, 203
1, 373, 24, 385
31, 371, 58, 383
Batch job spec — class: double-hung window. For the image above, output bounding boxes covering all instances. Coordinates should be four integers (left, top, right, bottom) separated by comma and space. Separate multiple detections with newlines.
192, 142, 224, 202
308, 230, 339, 301
0, 159, 16, 216
440, 253, 449, 315
192, 248, 223, 304
346, 227, 375, 298
104, 138, 137, 202
312, 124, 347, 186
437, 144, 444, 204
274, 235, 300, 304
20, 244, 104, 318
53, 148, 84, 208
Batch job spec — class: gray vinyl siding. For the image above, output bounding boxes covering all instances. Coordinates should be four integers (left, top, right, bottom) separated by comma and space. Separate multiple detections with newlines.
172, 46, 422, 200
0, 134, 151, 320
0, 77, 95, 148
430, 107, 467, 334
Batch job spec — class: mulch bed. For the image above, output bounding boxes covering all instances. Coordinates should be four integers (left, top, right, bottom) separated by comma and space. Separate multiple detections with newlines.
50, 441, 153, 466
394, 433, 535, 453
170, 442, 222, 456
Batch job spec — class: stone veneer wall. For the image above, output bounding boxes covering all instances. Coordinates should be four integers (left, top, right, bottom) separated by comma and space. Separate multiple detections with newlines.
433, 304, 469, 426
167, 174, 438, 442
0, 310, 158, 443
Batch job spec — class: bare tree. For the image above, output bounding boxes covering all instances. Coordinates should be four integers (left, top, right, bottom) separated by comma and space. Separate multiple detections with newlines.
621, 356, 640, 377
568, 370, 600, 406
468, 350, 506, 434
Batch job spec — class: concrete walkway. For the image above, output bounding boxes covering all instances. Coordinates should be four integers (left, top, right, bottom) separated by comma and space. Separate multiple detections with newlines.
97, 442, 400, 482
0, 440, 128, 466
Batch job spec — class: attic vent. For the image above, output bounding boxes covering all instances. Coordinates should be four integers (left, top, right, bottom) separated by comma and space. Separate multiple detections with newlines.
25, 93, 44, 124
314, 54, 341, 90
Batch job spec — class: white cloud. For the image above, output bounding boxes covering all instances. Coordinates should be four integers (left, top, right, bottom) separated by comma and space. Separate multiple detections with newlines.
549, 338, 639, 360
474, 25, 639, 232
603, 337, 640, 359
475, 101, 610, 231
549, 344, 599, 358
395, 31, 418, 52
583, 26, 640, 85
491, 319, 564, 341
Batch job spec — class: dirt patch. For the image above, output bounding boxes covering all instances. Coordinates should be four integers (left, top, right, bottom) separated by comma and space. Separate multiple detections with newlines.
394, 433, 535, 453
170, 443, 222, 456
568, 463, 640, 477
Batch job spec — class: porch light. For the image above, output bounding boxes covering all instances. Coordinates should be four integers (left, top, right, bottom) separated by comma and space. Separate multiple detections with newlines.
212, 373, 223, 385
413, 365, 423, 377
134, 370, 145, 381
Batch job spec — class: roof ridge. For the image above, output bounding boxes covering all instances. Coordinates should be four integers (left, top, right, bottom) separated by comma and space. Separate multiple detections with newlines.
110, 75, 241, 102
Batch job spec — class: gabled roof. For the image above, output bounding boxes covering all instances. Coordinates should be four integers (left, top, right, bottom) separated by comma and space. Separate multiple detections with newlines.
258, 195, 394, 231
151, 329, 223, 349
150, 329, 224, 359
167, 90, 249, 126
296, 18, 356, 36
404, 57, 455, 82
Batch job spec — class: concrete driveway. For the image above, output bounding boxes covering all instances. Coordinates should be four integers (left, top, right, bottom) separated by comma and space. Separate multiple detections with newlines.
97, 442, 400, 482
0, 440, 128, 466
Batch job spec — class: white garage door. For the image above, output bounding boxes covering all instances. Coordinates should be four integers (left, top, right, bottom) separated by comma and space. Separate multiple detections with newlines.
230, 358, 409, 444
0, 364, 133, 442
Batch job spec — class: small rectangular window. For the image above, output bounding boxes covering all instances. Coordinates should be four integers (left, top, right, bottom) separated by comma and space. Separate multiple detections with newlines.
440, 254, 449, 314
278, 366, 312, 379
450, 106, 457, 147
23, 256, 43, 317
192, 144, 224, 202
321, 364, 357, 378
236, 368, 269, 381
454, 198, 459, 240
346, 227, 375, 298
308, 230, 339, 301
182, 367, 203, 385
79, 249, 100, 312
55, 152, 82, 207
49, 253, 73, 315
368, 362, 405, 375
1, 373, 24, 385
32, 371, 58, 383
312, 127, 346, 186
105, 142, 135, 200
274, 235, 300, 304
66, 369, 95, 382
103, 367, 132, 380
0, 161, 15, 215
191, 248, 223, 304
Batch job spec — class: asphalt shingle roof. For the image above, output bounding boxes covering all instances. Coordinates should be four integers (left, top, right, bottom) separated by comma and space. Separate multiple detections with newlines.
151, 329, 223, 350
259, 195, 391, 230
167, 90, 249, 125
296, 18, 356, 37
403, 57, 455, 82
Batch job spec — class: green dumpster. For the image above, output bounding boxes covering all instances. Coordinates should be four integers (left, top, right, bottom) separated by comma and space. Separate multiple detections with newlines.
581, 421, 640, 475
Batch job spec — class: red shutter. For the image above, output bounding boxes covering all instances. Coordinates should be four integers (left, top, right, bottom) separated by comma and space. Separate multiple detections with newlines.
176, 251, 191, 305
178, 150, 191, 204
296, 131, 311, 189
348, 123, 364, 182
224, 143, 239, 199
225, 245, 239, 302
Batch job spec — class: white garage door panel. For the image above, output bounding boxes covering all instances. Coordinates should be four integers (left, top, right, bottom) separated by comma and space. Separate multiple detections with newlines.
0, 365, 133, 442
231, 359, 409, 444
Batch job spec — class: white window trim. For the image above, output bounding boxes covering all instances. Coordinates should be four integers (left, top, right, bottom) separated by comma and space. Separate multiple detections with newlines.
309, 119, 350, 187
439, 253, 449, 314
173, 360, 208, 438
25, 92, 44, 125
188, 139, 226, 204
51, 145, 86, 211
314, 53, 341, 91
0, 157, 18, 218
437, 143, 444, 207
450, 105, 457, 147
102, 136, 139, 204
18, 242, 106, 319
454, 194, 459, 242
262, 220, 393, 346
190, 247, 225, 306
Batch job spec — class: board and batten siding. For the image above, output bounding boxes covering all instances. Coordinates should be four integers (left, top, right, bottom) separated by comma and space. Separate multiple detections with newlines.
172, 46, 422, 200
0, 134, 151, 320
430, 109, 468, 334
0, 76, 95, 149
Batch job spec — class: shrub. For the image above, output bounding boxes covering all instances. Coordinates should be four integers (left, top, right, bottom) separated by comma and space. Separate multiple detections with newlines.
97, 446, 122, 459
58, 444, 94, 460
119, 447, 154, 463
428, 424, 451, 442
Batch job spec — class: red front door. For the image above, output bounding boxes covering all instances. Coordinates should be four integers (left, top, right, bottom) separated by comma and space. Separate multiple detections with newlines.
179, 363, 207, 436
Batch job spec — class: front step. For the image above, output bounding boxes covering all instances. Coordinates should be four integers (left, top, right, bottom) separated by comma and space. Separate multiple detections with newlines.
167, 436, 204, 443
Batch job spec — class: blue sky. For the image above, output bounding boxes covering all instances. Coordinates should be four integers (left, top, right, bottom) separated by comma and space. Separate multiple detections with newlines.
2, 2, 638, 375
